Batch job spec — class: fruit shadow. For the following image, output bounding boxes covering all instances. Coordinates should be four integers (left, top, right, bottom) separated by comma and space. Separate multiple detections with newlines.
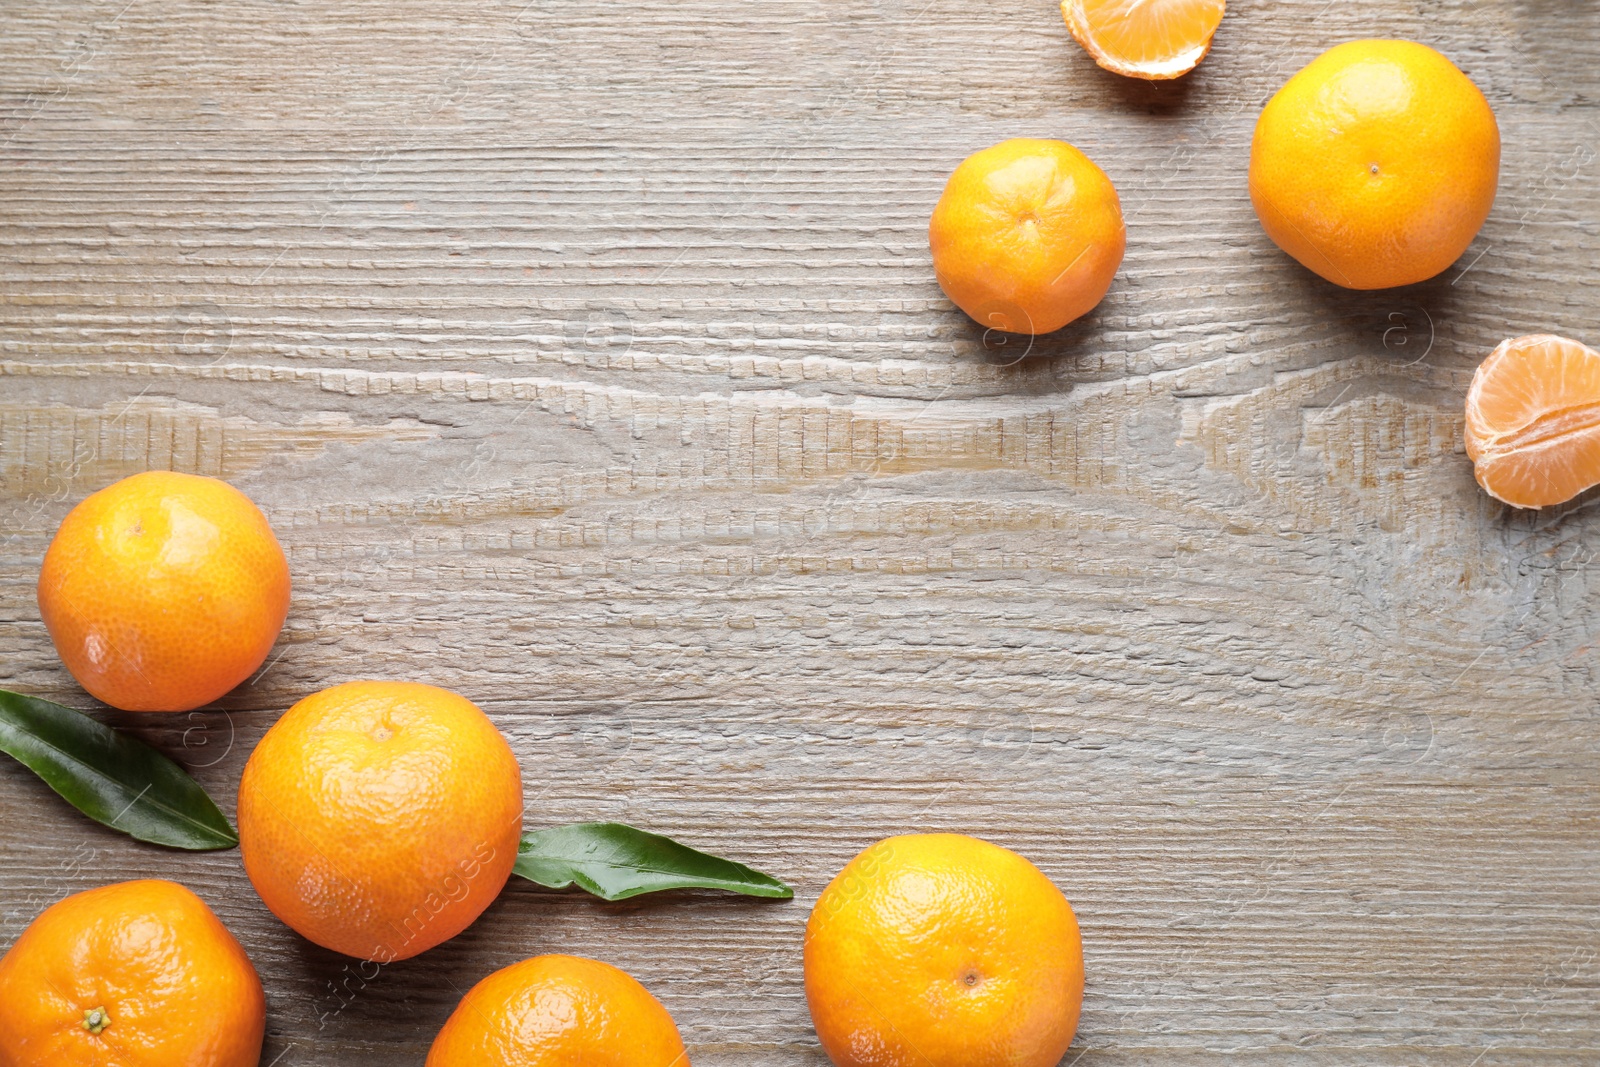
1487, 479, 1600, 532
954, 298, 1114, 381
1062, 22, 1222, 118
276, 887, 534, 1040
1248, 256, 1600, 532
1092, 61, 1206, 116
1266, 257, 1486, 373
283, 882, 791, 1041
285, 935, 453, 1037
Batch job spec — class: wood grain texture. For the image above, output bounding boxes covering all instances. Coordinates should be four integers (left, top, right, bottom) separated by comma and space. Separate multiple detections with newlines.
3, 0, 1600, 1063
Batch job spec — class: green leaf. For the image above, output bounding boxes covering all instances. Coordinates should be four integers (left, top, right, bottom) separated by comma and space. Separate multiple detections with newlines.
0, 689, 238, 850
513, 822, 793, 902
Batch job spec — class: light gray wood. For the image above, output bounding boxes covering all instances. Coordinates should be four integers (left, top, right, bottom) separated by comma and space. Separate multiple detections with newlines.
3, 0, 1600, 1063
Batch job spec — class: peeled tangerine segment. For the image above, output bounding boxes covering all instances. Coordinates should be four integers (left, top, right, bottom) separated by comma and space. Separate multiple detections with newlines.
1465, 334, 1600, 508
1061, 0, 1226, 80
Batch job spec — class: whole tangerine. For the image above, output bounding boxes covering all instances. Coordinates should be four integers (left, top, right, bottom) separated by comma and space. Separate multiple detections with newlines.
37, 470, 291, 712
426, 954, 690, 1067
0, 879, 265, 1067
1249, 39, 1500, 290
237, 680, 524, 962
929, 138, 1125, 336
804, 833, 1084, 1067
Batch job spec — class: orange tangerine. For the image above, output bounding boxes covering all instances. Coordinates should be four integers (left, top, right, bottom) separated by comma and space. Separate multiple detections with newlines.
37, 471, 290, 712
238, 681, 524, 962
426, 955, 690, 1066
1249, 40, 1499, 290
929, 139, 1125, 336
0, 880, 265, 1067
805, 834, 1084, 1067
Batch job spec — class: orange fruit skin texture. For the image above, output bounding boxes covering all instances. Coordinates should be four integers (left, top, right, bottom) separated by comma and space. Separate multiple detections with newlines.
1062, 0, 1226, 81
1465, 334, 1600, 509
36, 470, 291, 712
0, 879, 265, 1067
426, 954, 690, 1067
804, 834, 1084, 1067
1249, 40, 1499, 290
237, 680, 524, 962
929, 139, 1125, 336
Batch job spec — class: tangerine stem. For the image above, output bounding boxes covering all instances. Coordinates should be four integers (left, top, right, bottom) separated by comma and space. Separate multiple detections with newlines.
83, 1006, 111, 1035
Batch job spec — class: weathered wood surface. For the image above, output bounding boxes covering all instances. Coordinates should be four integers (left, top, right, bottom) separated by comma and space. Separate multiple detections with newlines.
3, 0, 1600, 1063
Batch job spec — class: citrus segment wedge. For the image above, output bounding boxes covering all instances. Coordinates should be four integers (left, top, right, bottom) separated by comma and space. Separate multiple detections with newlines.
1061, 0, 1226, 80
1465, 334, 1600, 508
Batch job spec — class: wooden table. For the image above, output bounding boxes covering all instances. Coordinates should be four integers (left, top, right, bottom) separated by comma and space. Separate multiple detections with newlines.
3, 1, 1598, 1063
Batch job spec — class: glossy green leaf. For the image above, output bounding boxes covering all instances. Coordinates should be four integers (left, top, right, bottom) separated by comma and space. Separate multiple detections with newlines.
0, 689, 238, 850
514, 821, 793, 901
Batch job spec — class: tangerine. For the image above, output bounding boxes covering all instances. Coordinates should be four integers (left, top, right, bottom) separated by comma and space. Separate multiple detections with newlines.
804, 833, 1084, 1067
0, 879, 265, 1067
1062, 0, 1226, 80
426, 954, 690, 1066
1465, 334, 1600, 508
37, 470, 291, 712
1249, 40, 1499, 290
929, 138, 1125, 336
237, 680, 524, 962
